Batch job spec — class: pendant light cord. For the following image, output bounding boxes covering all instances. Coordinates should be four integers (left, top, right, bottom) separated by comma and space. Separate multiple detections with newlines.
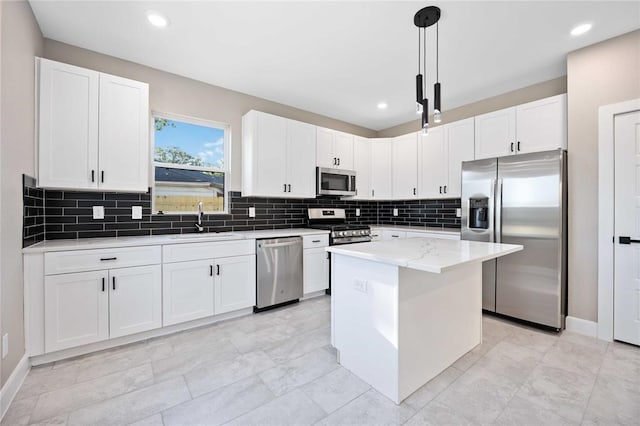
436, 22, 439, 82
423, 27, 426, 94
418, 28, 421, 74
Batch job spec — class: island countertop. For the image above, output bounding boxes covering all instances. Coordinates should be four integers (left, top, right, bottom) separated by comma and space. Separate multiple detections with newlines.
326, 237, 522, 273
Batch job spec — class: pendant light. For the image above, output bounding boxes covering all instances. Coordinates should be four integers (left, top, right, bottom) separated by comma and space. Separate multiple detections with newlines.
414, 6, 441, 133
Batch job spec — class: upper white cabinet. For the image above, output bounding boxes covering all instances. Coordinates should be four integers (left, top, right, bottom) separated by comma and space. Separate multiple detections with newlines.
444, 118, 475, 198
392, 133, 418, 199
316, 127, 354, 170
370, 138, 393, 199
38, 58, 149, 192
352, 136, 371, 200
242, 110, 316, 198
474, 94, 566, 160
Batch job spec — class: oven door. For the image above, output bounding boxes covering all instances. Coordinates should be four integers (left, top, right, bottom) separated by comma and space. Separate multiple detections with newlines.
317, 167, 357, 196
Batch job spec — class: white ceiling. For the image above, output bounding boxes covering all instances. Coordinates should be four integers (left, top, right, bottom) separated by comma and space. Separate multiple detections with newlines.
29, 1, 640, 131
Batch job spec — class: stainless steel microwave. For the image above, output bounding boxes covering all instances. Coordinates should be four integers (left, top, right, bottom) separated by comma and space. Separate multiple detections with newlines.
316, 167, 357, 196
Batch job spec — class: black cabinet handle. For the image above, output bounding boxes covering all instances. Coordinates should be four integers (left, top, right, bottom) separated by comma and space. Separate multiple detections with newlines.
210, 265, 213, 276
372, 189, 375, 197
444, 185, 447, 194
112, 276, 116, 290
337, 158, 340, 166
91, 170, 95, 183
510, 142, 514, 152
288, 184, 291, 192
619, 236, 640, 244
101, 171, 104, 183
216, 265, 220, 276
283, 184, 287, 192
312, 239, 321, 243
413, 188, 416, 195
333, 157, 337, 166
517, 141, 521, 152
439, 186, 442, 194
102, 277, 105, 292
100, 257, 117, 261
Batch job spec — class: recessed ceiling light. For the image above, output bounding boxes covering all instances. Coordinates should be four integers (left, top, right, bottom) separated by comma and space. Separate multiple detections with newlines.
377, 102, 388, 110
570, 23, 592, 36
147, 11, 169, 28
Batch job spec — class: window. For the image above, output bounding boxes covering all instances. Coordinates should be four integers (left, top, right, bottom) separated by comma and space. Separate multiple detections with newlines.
152, 113, 229, 214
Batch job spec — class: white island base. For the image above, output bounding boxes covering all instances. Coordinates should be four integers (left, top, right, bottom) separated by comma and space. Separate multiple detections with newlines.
331, 255, 481, 404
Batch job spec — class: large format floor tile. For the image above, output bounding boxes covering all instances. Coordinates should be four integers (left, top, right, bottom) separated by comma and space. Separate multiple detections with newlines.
5, 295, 640, 426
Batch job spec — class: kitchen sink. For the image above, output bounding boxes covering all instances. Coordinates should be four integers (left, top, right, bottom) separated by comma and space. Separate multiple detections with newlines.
169, 233, 243, 240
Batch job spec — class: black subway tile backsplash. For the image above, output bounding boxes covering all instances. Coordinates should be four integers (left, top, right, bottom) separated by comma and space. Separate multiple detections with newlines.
23, 175, 45, 248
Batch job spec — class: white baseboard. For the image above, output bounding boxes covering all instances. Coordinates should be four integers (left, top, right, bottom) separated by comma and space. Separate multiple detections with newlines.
565, 316, 598, 338
0, 354, 30, 421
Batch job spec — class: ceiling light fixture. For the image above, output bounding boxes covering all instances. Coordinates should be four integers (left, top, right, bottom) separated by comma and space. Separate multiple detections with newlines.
414, 6, 442, 134
147, 11, 169, 28
377, 102, 388, 110
570, 23, 592, 36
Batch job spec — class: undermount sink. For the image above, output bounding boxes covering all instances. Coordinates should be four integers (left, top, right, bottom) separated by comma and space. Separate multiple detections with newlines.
169, 233, 243, 240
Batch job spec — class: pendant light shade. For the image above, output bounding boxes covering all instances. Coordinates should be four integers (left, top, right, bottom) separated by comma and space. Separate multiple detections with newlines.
414, 6, 442, 128
421, 98, 429, 135
433, 82, 441, 123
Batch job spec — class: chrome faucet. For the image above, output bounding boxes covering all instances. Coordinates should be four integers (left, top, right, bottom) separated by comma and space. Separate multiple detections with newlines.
195, 201, 204, 232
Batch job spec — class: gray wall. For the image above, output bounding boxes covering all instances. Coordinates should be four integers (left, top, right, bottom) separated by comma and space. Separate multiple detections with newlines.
42, 40, 378, 193
377, 77, 567, 138
567, 30, 640, 322
1, 0, 43, 385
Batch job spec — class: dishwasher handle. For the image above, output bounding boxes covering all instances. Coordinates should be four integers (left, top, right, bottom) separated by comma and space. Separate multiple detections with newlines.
258, 241, 301, 249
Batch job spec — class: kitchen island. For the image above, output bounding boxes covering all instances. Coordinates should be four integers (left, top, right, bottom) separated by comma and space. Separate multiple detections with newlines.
326, 237, 522, 404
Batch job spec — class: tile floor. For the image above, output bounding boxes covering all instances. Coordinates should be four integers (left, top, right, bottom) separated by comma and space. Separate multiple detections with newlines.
2, 296, 639, 425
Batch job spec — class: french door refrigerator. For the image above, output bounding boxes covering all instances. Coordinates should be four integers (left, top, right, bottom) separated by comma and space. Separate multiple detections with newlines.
461, 149, 567, 330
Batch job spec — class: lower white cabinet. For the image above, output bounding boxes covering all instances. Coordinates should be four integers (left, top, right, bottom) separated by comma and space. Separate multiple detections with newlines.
303, 247, 329, 294
44, 265, 161, 352
215, 255, 256, 315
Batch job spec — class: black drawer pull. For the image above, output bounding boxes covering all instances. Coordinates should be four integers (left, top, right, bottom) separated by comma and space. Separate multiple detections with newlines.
91, 170, 95, 183
210, 265, 213, 276
112, 276, 116, 290
101, 170, 104, 183
102, 277, 105, 292
216, 265, 220, 276
100, 257, 117, 261
517, 141, 521, 152
312, 239, 321, 243
619, 236, 640, 244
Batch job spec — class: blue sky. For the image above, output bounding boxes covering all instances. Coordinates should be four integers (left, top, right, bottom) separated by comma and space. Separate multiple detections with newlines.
154, 119, 224, 168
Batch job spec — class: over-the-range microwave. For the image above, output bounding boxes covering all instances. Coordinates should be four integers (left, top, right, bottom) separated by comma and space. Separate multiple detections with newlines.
316, 167, 357, 197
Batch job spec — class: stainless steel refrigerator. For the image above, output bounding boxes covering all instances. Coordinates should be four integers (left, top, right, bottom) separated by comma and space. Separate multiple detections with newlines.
461, 149, 567, 330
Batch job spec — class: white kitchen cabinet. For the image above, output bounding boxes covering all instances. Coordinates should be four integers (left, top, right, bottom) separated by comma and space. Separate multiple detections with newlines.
418, 126, 446, 199
303, 235, 329, 294
352, 136, 371, 199
445, 118, 475, 198
214, 255, 256, 315
242, 110, 316, 198
45, 270, 109, 352
392, 133, 418, 199
370, 138, 393, 199
37, 58, 149, 191
474, 94, 566, 160
162, 259, 215, 326
316, 127, 354, 170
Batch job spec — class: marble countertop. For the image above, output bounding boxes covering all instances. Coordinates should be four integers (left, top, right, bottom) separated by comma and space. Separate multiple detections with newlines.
326, 237, 522, 274
370, 225, 460, 235
23, 228, 330, 253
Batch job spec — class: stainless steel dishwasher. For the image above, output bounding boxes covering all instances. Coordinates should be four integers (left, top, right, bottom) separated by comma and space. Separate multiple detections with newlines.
255, 236, 303, 311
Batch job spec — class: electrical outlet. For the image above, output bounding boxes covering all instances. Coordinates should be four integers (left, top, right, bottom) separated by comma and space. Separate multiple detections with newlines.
456, 208, 462, 218
355, 208, 361, 217
393, 208, 398, 217
132, 206, 143, 220
92, 206, 104, 220
2, 333, 8, 359
248, 207, 256, 218
353, 279, 368, 293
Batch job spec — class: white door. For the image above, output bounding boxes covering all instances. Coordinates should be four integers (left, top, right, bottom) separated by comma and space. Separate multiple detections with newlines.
316, 127, 336, 168
392, 133, 418, 199
286, 119, 316, 198
98, 73, 150, 192
214, 255, 256, 315
446, 118, 475, 198
474, 107, 516, 159
418, 126, 446, 199
370, 139, 393, 199
254, 112, 288, 196
162, 260, 214, 326
38, 58, 99, 189
334, 132, 354, 169
303, 248, 329, 294
516, 94, 567, 154
109, 265, 162, 338
44, 270, 109, 352
614, 110, 640, 346
353, 136, 371, 199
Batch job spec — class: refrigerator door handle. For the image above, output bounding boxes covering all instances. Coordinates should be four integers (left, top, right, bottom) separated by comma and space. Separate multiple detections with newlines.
495, 178, 503, 243
489, 178, 496, 243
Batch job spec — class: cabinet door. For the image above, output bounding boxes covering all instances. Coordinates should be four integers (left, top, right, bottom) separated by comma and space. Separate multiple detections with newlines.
316, 127, 336, 168
109, 265, 161, 338
474, 108, 516, 159
334, 132, 354, 169
98, 73, 150, 192
370, 139, 393, 199
38, 58, 99, 189
253, 112, 288, 196
303, 247, 329, 294
418, 126, 446, 199
382, 230, 406, 240
214, 255, 256, 314
162, 260, 214, 326
353, 136, 371, 199
392, 133, 418, 199
446, 118, 475, 198
516, 94, 567, 154
286, 119, 317, 198
44, 270, 108, 352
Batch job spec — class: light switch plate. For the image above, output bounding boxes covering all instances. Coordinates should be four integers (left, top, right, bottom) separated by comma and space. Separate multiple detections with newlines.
132, 206, 143, 220
92, 206, 104, 220
353, 279, 368, 293
248, 207, 256, 218
355, 208, 361, 217
456, 208, 462, 218
393, 208, 398, 217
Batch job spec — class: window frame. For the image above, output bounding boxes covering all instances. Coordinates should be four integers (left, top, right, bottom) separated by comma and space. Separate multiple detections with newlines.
150, 111, 231, 215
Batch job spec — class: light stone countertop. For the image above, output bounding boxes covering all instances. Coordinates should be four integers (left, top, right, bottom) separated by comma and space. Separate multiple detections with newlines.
370, 225, 460, 235
326, 237, 522, 274
22, 228, 330, 254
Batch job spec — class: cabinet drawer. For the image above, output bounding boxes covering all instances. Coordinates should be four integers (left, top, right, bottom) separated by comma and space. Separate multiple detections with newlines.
163, 239, 255, 263
302, 234, 329, 248
45, 246, 161, 275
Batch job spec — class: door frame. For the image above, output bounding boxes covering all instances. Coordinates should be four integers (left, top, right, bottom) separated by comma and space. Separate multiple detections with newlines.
598, 98, 640, 341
